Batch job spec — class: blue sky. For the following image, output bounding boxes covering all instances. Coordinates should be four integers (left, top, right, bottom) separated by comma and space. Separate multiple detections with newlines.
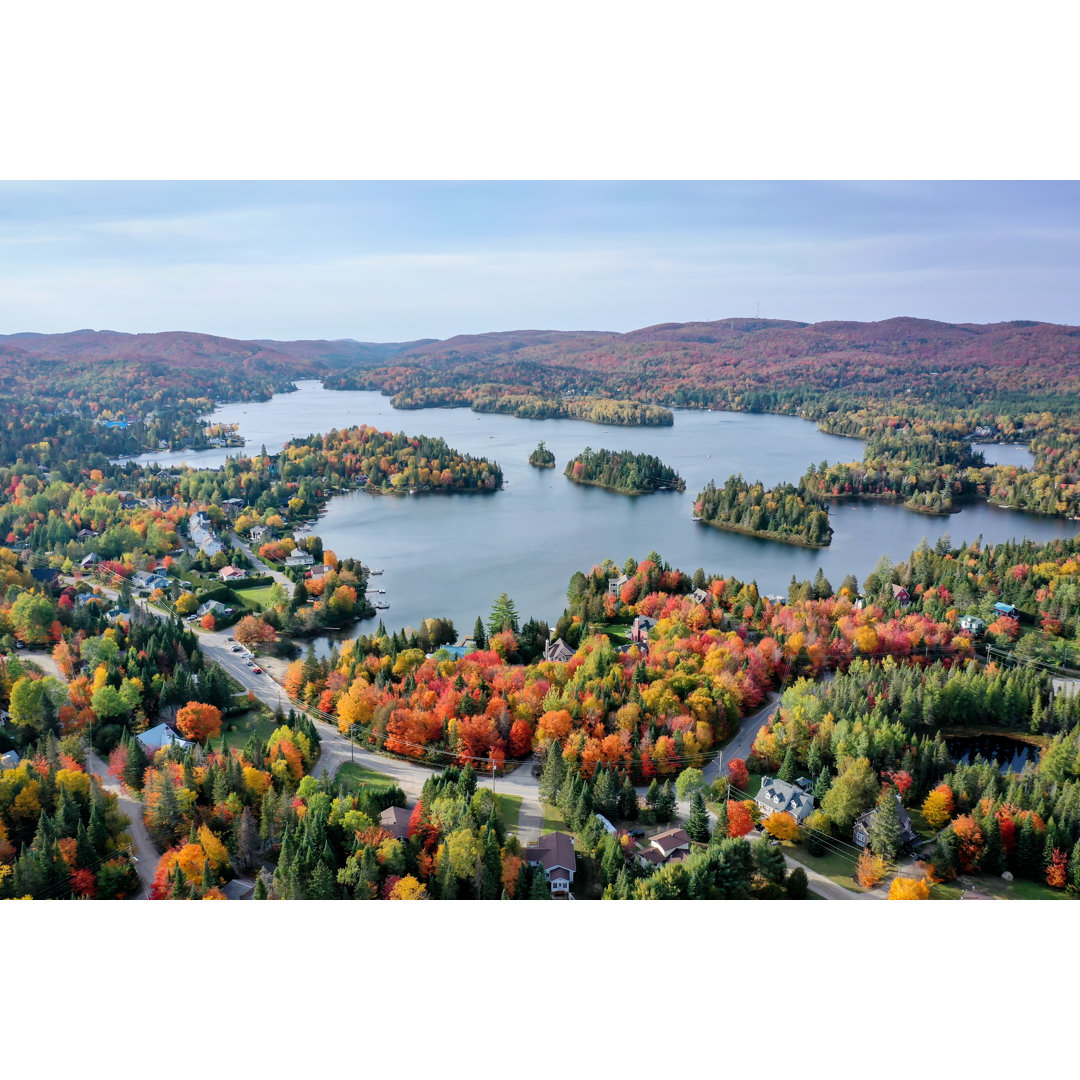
0, 181, 1077, 341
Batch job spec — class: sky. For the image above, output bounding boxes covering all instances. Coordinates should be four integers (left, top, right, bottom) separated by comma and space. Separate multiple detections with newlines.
0, 181, 1077, 342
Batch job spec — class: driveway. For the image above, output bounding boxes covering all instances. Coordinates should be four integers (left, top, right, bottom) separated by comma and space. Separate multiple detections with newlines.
84, 749, 159, 898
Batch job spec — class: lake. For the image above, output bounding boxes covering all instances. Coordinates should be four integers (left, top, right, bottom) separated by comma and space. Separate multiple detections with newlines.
120, 381, 1077, 647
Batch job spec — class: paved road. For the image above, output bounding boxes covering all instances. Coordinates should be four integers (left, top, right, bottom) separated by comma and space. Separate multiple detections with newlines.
84, 749, 158, 897
229, 532, 295, 597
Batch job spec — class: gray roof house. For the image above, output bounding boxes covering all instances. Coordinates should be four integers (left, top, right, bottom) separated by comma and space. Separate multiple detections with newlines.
543, 638, 575, 663
197, 599, 234, 618
607, 573, 630, 597
755, 776, 815, 823
1, 749, 22, 770
379, 805, 412, 841
137, 722, 193, 753
524, 831, 576, 897
853, 794, 918, 852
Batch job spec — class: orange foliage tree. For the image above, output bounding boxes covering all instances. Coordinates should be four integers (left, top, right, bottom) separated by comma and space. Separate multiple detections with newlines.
727, 800, 755, 838
234, 615, 276, 648
200, 612, 216, 631
1046, 848, 1068, 888
856, 848, 888, 889
175, 701, 223, 742
727, 757, 749, 791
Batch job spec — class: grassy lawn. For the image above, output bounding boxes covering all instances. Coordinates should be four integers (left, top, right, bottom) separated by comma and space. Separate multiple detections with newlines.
236, 585, 278, 611
336, 761, 396, 792
942, 874, 1076, 901
220, 708, 279, 752
785, 843, 863, 894
496, 793, 523, 835
906, 807, 940, 842
540, 801, 567, 834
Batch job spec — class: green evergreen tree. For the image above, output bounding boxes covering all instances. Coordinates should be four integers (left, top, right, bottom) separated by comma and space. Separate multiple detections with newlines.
655, 780, 677, 824
538, 743, 566, 804
753, 837, 787, 885
472, 616, 487, 650
867, 791, 903, 860
254, 872, 269, 899
618, 775, 639, 821
528, 866, 550, 899
778, 748, 798, 784
685, 790, 711, 842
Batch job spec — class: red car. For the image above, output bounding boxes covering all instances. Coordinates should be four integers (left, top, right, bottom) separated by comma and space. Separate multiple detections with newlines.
252, 667, 262, 674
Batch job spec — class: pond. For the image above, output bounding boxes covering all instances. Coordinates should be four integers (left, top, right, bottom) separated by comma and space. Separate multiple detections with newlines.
118, 381, 1079, 651
946, 733, 1039, 773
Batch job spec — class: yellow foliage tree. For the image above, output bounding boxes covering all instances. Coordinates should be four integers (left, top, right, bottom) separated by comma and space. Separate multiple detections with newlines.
889, 876, 931, 900
198, 825, 231, 870
388, 874, 428, 900
762, 811, 801, 842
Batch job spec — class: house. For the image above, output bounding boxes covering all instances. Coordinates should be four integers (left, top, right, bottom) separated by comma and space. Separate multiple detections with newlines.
197, 600, 233, 619
188, 512, 224, 558
891, 583, 912, 607
607, 573, 630, 597
29, 567, 60, 588
635, 846, 666, 870
136, 722, 193, 753
285, 550, 314, 568
75, 592, 107, 609
524, 831, 577, 897
105, 608, 130, 625
80, 553, 101, 569
220, 878, 256, 900
755, 776, 815, 823
379, 805, 412, 841
690, 587, 710, 605
630, 615, 656, 646
852, 793, 918, 852
152, 496, 176, 512
76, 528, 97, 541
222, 498, 244, 515
249, 525, 269, 544
429, 645, 469, 660
649, 827, 691, 861
306, 563, 332, 579
1, 749, 21, 770
595, 813, 617, 835
132, 570, 169, 592
959, 614, 987, 635
543, 638, 575, 663
219, 565, 248, 582
993, 602, 1019, 620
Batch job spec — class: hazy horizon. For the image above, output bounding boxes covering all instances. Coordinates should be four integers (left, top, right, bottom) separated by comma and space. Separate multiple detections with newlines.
1, 181, 1077, 340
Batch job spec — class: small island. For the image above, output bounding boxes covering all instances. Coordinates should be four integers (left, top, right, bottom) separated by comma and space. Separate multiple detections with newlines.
695, 474, 833, 547
529, 441, 556, 468
564, 447, 685, 495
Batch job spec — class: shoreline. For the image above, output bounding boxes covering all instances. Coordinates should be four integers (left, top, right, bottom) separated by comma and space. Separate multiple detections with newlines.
695, 516, 831, 549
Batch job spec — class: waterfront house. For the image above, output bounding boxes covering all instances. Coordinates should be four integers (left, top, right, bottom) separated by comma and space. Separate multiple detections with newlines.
630, 615, 656, 646
607, 573, 630, 597
891, 584, 912, 607
543, 638, 575, 663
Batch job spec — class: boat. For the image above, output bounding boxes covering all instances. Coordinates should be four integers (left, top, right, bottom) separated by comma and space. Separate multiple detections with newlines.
375, 588, 385, 594
374, 601, 390, 610
369, 568, 384, 575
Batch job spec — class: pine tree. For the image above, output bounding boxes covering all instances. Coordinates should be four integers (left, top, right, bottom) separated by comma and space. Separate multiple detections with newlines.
538, 743, 566, 804
309, 860, 336, 900
813, 767, 832, 800
711, 801, 729, 843
592, 768, 619, 820
528, 865, 550, 899
685, 790, 711, 842
867, 791, 903, 860
655, 780, 677, 824
778, 748, 798, 784
254, 872, 269, 899
618, 775, 639, 821
1016, 815, 1041, 879
472, 616, 487, 650
236, 807, 257, 873
753, 837, 787, 885
645, 779, 660, 812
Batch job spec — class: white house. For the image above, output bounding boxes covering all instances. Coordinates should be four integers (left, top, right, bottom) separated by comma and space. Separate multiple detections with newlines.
285, 550, 314, 567
524, 831, 576, 897
755, 776, 815, 824
197, 599, 233, 619
136, 723, 193, 753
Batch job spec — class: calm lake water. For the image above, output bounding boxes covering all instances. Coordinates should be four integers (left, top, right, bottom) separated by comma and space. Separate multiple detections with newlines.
947, 734, 1037, 773
122, 381, 1076, 646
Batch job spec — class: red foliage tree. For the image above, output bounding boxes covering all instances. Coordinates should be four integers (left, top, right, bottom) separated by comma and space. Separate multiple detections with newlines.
728, 757, 750, 792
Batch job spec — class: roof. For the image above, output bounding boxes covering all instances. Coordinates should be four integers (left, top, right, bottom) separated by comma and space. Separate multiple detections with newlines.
993, 602, 1018, 615
853, 794, 918, 845
650, 828, 691, 857
220, 879, 256, 900
524, 831, 576, 874
0, 749, 21, 770
379, 805, 412, 839
891, 583, 910, 599
543, 638, 575, 663
756, 776, 815, 822
30, 567, 59, 584
549, 868, 571, 881
137, 722, 193, 752
635, 847, 666, 866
